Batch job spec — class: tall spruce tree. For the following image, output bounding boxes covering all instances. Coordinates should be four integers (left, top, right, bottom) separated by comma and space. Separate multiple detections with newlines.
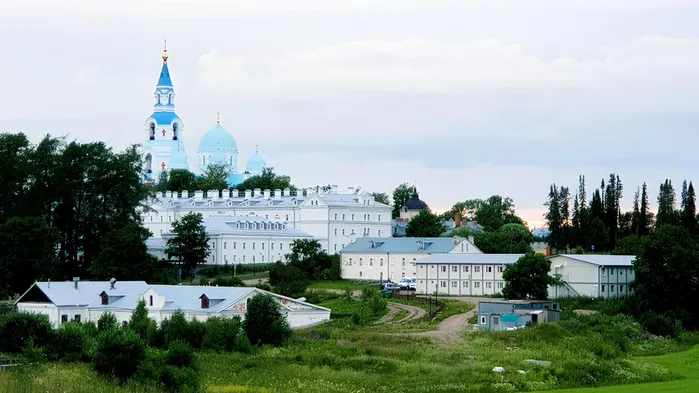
631, 187, 641, 236
544, 184, 563, 251
656, 179, 678, 227
639, 182, 650, 236
682, 181, 698, 236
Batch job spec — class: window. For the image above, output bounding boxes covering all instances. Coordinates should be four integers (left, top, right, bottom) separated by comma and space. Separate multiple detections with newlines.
463, 266, 469, 272
61, 314, 68, 323
233, 255, 237, 262
223, 242, 227, 250
380, 258, 384, 266
213, 255, 216, 263
234, 242, 237, 249
271, 243, 274, 250
601, 267, 606, 275
342, 229, 345, 235
334, 244, 337, 251
498, 282, 504, 289
334, 214, 338, 220
480, 316, 486, 324
497, 266, 504, 273
451, 281, 457, 288
368, 214, 371, 221
441, 266, 447, 272
335, 229, 338, 235
486, 282, 492, 289
402, 258, 406, 266
262, 255, 265, 262
369, 258, 373, 266
610, 285, 615, 292
440, 281, 447, 288
201, 295, 209, 309
620, 285, 625, 292
486, 266, 492, 273
610, 268, 615, 275
378, 230, 382, 236
349, 258, 353, 265
243, 255, 246, 262
252, 256, 256, 262
493, 316, 500, 325
378, 215, 381, 221
286, 215, 289, 221
462, 281, 469, 287
474, 282, 481, 288
101, 292, 108, 305
474, 266, 481, 273
352, 214, 355, 220
342, 214, 345, 220
149, 295, 153, 306
601, 285, 606, 293
360, 258, 363, 266
74, 315, 81, 323
280, 243, 283, 250
262, 243, 265, 250
252, 243, 256, 250
452, 266, 458, 272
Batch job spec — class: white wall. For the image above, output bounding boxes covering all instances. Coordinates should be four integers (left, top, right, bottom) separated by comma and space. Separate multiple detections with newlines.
206, 234, 306, 265
548, 255, 600, 298
416, 263, 507, 295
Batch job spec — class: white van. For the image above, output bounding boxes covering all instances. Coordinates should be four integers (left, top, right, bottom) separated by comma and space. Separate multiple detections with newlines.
398, 277, 416, 290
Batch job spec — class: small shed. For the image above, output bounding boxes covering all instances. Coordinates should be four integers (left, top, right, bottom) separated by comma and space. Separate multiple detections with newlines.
477, 300, 561, 331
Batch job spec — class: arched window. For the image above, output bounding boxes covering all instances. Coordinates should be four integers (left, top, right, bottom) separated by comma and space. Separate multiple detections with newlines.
149, 123, 155, 140
172, 123, 178, 141
144, 153, 153, 174
168, 94, 172, 104
156, 93, 161, 104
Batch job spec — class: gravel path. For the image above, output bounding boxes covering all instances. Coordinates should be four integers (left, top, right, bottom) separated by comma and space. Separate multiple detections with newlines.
375, 302, 427, 325
410, 309, 476, 342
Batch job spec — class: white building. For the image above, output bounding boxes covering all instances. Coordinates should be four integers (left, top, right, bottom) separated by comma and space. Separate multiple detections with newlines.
339, 237, 481, 282
415, 254, 524, 296
547, 254, 635, 298
143, 187, 392, 254
148, 215, 314, 265
15, 280, 330, 330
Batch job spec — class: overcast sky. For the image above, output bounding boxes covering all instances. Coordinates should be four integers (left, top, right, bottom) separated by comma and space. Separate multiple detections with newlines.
1, 0, 698, 227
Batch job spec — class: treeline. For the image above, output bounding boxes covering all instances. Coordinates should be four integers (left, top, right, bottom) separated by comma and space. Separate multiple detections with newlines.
153, 166, 296, 194
0, 133, 172, 297
545, 174, 697, 253
545, 174, 699, 332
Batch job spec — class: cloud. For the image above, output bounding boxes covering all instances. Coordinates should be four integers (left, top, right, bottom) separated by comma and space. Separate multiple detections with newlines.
196, 35, 699, 98
74, 66, 99, 85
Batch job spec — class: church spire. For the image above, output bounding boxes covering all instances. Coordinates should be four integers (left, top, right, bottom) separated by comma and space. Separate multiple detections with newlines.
162, 39, 168, 64
154, 40, 175, 111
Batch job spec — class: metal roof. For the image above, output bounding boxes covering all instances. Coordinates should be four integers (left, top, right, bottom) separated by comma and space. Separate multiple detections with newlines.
415, 253, 524, 265
163, 215, 314, 238
340, 237, 465, 254
552, 254, 635, 267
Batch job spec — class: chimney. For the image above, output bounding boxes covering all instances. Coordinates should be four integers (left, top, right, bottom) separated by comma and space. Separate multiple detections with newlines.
182, 190, 189, 199
232, 189, 239, 198
453, 236, 458, 245
331, 184, 338, 193
274, 189, 282, 199
254, 188, 261, 197
264, 189, 271, 199
244, 189, 252, 199
221, 189, 230, 199
209, 190, 219, 200
167, 191, 173, 198
454, 213, 462, 229
283, 188, 290, 197
348, 186, 354, 194
73, 277, 80, 289
194, 190, 204, 200
350, 230, 357, 244
109, 277, 116, 290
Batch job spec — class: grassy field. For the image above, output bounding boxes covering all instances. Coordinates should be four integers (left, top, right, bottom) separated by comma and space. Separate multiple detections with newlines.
2, 300, 698, 393
306, 280, 371, 291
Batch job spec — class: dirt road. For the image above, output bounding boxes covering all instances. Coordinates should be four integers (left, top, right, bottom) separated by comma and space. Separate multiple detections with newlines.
375, 302, 427, 325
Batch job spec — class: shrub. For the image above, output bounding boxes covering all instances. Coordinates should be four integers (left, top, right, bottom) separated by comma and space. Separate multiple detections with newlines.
162, 311, 188, 346
129, 299, 151, 340
0, 311, 54, 353
161, 364, 199, 393
202, 316, 244, 353
640, 312, 684, 338
97, 312, 119, 332
244, 294, 291, 346
93, 328, 147, 381
47, 322, 89, 362
166, 340, 194, 368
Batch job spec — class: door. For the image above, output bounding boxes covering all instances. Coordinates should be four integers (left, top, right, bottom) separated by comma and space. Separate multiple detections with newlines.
491, 315, 501, 331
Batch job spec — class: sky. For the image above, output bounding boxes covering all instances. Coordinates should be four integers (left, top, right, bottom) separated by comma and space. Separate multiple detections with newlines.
1, 0, 699, 228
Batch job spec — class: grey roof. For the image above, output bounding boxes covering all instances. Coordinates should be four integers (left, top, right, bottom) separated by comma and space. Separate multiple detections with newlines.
340, 237, 464, 254
163, 215, 313, 238
553, 254, 635, 267
403, 192, 428, 210
19, 281, 150, 307
17, 281, 329, 313
415, 253, 524, 265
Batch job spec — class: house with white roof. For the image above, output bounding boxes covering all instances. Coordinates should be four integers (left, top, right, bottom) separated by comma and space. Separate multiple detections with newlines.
547, 254, 636, 298
14, 280, 330, 329
415, 254, 524, 295
339, 236, 481, 282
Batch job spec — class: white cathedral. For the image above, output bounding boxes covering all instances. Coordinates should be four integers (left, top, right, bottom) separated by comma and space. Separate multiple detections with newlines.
140, 44, 393, 262
141, 42, 265, 186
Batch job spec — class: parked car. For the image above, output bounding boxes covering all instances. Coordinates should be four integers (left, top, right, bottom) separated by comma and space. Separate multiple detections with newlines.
380, 282, 401, 291
398, 277, 416, 291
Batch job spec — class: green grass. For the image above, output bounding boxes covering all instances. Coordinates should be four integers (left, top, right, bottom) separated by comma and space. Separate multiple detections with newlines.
539, 346, 699, 392
432, 300, 474, 324
307, 280, 370, 291
235, 271, 269, 281
391, 309, 409, 322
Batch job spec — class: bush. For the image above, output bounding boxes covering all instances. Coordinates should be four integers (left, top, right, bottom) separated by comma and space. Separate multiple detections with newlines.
47, 322, 89, 362
162, 311, 188, 346
128, 299, 151, 340
640, 312, 684, 338
202, 316, 245, 353
0, 311, 54, 353
97, 312, 119, 332
166, 340, 194, 368
93, 328, 147, 381
161, 364, 199, 393
136, 348, 199, 393
244, 294, 291, 346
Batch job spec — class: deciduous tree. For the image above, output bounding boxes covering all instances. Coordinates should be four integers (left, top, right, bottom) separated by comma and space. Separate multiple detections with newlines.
405, 209, 444, 237
502, 252, 559, 300
165, 213, 210, 279
391, 183, 416, 218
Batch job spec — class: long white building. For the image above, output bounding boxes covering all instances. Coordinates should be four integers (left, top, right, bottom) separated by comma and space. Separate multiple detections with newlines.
148, 215, 314, 265
143, 187, 393, 254
15, 280, 330, 329
339, 237, 481, 282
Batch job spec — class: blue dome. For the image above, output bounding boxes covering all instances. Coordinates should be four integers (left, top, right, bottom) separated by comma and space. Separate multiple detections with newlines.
169, 145, 189, 170
227, 172, 245, 187
245, 152, 266, 173
198, 124, 238, 152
